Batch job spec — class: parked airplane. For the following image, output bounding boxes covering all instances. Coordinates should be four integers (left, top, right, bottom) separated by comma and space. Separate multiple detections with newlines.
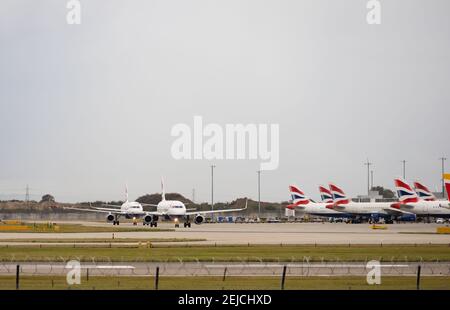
445, 173, 450, 200
70, 181, 247, 227
318, 185, 333, 203
391, 178, 450, 218
326, 183, 415, 223
287, 185, 352, 219
413, 181, 436, 201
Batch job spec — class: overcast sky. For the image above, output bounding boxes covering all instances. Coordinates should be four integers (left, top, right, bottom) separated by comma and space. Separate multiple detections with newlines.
1, 0, 449, 203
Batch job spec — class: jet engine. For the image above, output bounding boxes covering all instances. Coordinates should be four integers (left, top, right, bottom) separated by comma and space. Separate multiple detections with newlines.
106, 213, 115, 222
194, 214, 205, 225
144, 214, 155, 224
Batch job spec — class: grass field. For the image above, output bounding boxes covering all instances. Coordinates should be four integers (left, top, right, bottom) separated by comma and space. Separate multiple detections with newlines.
0, 223, 172, 233
1, 244, 449, 262
0, 275, 448, 290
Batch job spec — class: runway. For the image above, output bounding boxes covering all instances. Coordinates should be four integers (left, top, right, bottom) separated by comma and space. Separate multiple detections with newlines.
1, 222, 450, 245
1, 261, 449, 277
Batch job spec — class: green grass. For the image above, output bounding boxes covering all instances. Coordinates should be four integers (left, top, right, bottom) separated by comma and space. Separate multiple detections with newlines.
0, 223, 172, 233
1, 244, 449, 262
0, 275, 449, 290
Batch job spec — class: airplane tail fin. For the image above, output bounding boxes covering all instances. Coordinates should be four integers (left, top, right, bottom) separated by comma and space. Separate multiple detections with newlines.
319, 185, 333, 203
161, 177, 166, 201
288, 185, 310, 208
413, 181, 436, 201
444, 174, 450, 199
328, 183, 349, 205
394, 178, 419, 203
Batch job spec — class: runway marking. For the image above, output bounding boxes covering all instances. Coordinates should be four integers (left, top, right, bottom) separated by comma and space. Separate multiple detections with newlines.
65, 265, 135, 269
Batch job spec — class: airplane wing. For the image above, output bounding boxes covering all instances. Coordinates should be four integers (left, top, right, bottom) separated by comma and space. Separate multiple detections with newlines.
102, 204, 122, 208
185, 200, 248, 216
64, 207, 127, 214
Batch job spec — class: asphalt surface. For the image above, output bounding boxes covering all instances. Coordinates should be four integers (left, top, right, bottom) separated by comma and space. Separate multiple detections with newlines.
0, 222, 449, 245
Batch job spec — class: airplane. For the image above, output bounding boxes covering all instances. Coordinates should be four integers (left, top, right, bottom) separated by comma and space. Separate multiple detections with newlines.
67, 186, 152, 225
413, 181, 436, 201
391, 178, 450, 218
326, 183, 415, 223
142, 179, 248, 227
287, 185, 352, 219
318, 185, 333, 203
70, 180, 248, 228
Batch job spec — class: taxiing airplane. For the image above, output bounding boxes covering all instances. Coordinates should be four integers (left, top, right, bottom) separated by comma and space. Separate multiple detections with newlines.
70, 180, 247, 227
391, 178, 450, 218
67, 186, 152, 225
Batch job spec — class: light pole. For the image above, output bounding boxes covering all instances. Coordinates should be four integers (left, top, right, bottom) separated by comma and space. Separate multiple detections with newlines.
364, 160, 372, 196
439, 157, 447, 198
401, 160, 406, 179
210, 164, 216, 221
257, 170, 261, 217
370, 170, 374, 189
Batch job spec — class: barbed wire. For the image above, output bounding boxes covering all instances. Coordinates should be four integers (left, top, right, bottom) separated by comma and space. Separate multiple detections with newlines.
1, 259, 449, 277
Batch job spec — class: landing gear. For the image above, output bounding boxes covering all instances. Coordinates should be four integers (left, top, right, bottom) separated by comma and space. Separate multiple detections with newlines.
183, 215, 191, 228
150, 222, 158, 227
113, 220, 120, 225
112, 215, 120, 225
175, 223, 180, 228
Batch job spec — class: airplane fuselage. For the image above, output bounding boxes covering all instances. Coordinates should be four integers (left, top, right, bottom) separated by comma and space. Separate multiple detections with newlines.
295, 203, 352, 218
393, 200, 450, 217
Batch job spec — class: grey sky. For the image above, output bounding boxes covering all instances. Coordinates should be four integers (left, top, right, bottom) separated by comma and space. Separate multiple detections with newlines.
1, 0, 449, 203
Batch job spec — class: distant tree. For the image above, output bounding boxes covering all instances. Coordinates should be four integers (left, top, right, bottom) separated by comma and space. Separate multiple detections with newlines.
371, 186, 395, 199
40, 194, 55, 203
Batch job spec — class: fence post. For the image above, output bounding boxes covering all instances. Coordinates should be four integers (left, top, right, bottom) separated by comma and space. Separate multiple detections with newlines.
416, 265, 421, 290
16, 265, 20, 290
155, 266, 159, 290
222, 267, 227, 282
281, 265, 287, 290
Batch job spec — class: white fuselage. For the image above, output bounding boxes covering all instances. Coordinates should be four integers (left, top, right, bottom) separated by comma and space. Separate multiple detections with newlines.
120, 201, 145, 216
156, 200, 187, 217
395, 200, 450, 217
331, 202, 393, 216
295, 202, 351, 217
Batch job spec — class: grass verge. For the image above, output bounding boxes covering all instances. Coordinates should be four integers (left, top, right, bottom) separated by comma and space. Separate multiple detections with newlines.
0, 275, 448, 290
0, 244, 449, 262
